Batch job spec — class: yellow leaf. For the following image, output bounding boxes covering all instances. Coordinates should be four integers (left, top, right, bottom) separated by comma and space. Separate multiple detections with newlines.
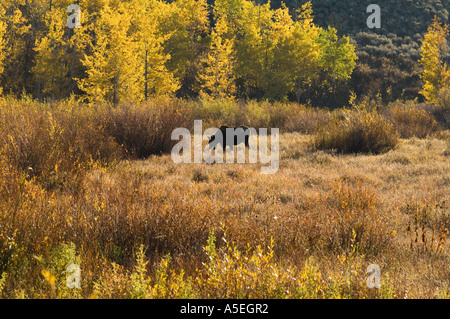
41, 269, 56, 289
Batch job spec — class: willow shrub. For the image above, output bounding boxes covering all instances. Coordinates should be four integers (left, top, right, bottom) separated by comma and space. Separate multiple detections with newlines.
386, 105, 440, 138
0, 98, 122, 190
101, 98, 193, 159
313, 109, 399, 154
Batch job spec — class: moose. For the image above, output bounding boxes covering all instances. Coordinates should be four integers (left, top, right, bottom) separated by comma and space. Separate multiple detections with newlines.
207, 125, 252, 150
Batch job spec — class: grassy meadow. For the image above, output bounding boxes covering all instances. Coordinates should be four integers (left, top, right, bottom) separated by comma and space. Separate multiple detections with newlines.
0, 96, 449, 299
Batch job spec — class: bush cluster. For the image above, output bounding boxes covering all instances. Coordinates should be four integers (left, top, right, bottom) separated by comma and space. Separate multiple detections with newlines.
313, 109, 399, 154
385, 103, 440, 138
0, 96, 448, 298
1, 96, 446, 193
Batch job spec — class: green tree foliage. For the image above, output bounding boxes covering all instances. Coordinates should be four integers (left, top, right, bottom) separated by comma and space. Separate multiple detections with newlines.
160, 0, 210, 96
318, 27, 357, 93
222, 0, 327, 101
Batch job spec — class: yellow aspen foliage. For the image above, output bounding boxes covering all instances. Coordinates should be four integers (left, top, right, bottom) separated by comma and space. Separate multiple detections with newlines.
160, 0, 209, 92
198, 19, 236, 100
257, 3, 294, 100
77, 1, 141, 105
0, 0, 359, 102
419, 17, 449, 104
0, 5, 31, 95
130, 0, 179, 100
290, 1, 321, 103
32, 6, 70, 99
232, 0, 273, 98
0, 7, 6, 95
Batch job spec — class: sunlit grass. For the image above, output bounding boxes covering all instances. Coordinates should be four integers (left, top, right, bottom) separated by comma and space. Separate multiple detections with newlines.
0, 97, 448, 298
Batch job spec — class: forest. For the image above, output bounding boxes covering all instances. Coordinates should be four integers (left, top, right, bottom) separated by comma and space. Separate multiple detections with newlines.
1, 0, 448, 107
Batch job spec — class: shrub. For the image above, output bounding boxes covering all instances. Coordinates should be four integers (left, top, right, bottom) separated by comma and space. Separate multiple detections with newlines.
293, 179, 395, 256
243, 100, 271, 128
436, 86, 450, 129
190, 99, 331, 133
386, 104, 440, 138
192, 98, 240, 127
92, 262, 132, 299
102, 99, 192, 159
445, 140, 450, 157
264, 101, 294, 129
284, 105, 331, 133
42, 242, 82, 298
323, 179, 394, 255
437, 85, 450, 111
196, 230, 325, 298
192, 169, 209, 182
0, 99, 123, 190
313, 109, 399, 154
92, 245, 194, 299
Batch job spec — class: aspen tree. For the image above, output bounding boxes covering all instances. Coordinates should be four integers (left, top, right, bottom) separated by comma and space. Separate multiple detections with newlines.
130, 0, 178, 100
198, 17, 236, 100
0, 5, 31, 95
318, 26, 357, 95
32, 5, 70, 99
162, 0, 209, 93
78, 1, 141, 105
290, 1, 321, 103
419, 17, 449, 104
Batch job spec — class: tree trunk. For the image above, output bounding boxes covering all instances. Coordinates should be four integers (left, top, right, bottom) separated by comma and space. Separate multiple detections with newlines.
68, 27, 77, 94
113, 74, 118, 107
144, 46, 148, 101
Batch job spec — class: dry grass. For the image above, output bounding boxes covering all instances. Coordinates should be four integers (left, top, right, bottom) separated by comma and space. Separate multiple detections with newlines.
0, 97, 449, 299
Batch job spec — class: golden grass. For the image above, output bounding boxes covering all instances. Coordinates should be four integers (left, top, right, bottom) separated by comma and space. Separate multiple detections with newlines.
1, 132, 448, 298
0, 98, 449, 299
